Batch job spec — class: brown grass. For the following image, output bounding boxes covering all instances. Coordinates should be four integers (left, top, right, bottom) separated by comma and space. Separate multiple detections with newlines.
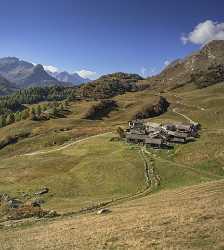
1, 179, 224, 250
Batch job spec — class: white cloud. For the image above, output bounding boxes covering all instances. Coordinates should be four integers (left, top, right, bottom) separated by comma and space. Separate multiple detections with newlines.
164, 60, 170, 66
43, 65, 60, 73
181, 20, 224, 45
140, 67, 147, 76
75, 69, 98, 79
149, 67, 157, 76
140, 67, 157, 77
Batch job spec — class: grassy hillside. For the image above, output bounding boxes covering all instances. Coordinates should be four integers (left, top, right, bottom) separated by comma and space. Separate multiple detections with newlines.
0, 83, 224, 213
1, 179, 224, 249
0, 79, 224, 249
0, 134, 147, 212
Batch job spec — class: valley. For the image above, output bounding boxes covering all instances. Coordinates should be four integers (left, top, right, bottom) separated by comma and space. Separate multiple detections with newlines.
1, 41, 224, 249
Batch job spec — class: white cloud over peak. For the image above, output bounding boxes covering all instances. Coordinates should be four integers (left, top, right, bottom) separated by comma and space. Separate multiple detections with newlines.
43, 65, 60, 73
140, 67, 147, 76
181, 20, 224, 45
164, 60, 170, 66
75, 69, 98, 79
140, 67, 157, 77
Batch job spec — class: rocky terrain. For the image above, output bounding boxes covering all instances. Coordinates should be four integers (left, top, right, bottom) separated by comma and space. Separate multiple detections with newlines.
0, 57, 58, 88
0, 74, 18, 96
142, 40, 224, 90
48, 70, 89, 85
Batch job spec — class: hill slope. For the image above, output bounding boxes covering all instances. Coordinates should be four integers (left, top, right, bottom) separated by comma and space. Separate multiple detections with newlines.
143, 40, 224, 90
1, 179, 224, 249
78, 72, 143, 98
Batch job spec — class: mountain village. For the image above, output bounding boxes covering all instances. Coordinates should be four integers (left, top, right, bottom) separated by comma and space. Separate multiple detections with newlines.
125, 119, 200, 148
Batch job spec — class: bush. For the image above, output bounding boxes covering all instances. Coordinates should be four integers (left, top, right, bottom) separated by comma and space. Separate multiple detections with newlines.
0, 131, 31, 150
117, 127, 125, 138
84, 100, 118, 120
133, 96, 169, 120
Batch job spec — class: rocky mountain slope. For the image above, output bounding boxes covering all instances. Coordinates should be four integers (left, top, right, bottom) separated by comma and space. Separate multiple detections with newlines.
0, 74, 18, 96
48, 71, 89, 85
144, 40, 224, 90
0, 57, 59, 88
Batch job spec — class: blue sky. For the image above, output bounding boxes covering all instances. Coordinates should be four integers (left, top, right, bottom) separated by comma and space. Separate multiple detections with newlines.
0, 0, 223, 79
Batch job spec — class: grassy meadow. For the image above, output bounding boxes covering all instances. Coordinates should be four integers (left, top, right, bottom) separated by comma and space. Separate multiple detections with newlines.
0, 82, 224, 249
0, 83, 224, 213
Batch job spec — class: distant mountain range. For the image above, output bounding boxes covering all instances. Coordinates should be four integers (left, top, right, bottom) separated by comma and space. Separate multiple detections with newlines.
47, 70, 90, 85
1, 40, 224, 96
0, 57, 59, 88
0, 57, 90, 94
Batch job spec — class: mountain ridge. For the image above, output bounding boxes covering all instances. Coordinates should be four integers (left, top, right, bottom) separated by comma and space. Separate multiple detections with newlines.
143, 40, 224, 90
0, 57, 59, 88
0, 74, 18, 96
47, 70, 90, 85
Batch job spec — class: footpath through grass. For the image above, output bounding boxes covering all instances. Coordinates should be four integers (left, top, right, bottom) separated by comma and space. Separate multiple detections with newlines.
0, 134, 146, 212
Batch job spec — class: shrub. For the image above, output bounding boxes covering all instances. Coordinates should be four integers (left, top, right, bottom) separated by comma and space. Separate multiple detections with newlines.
133, 96, 169, 120
84, 100, 118, 120
117, 127, 125, 138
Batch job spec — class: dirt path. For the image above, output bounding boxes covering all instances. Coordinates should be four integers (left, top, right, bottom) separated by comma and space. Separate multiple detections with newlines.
172, 108, 197, 124
22, 132, 113, 157
139, 148, 160, 189
61, 146, 160, 216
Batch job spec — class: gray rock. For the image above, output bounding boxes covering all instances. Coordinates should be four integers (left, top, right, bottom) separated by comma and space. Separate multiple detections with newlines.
34, 187, 49, 195
97, 208, 111, 215
31, 199, 45, 207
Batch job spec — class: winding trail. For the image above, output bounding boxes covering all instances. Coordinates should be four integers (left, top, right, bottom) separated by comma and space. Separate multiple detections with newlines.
172, 108, 197, 124
22, 132, 113, 157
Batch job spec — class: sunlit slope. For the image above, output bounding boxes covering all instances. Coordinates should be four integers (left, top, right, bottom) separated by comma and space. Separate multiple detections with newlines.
1, 179, 224, 250
0, 83, 224, 213
0, 134, 146, 212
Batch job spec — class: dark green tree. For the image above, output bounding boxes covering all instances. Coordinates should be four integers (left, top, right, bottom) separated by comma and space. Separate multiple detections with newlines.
0, 115, 6, 128
7, 113, 15, 124
22, 109, 30, 120
30, 107, 36, 120
37, 105, 42, 118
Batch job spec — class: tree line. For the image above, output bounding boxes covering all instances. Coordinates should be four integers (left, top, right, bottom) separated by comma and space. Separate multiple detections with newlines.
0, 101, 68, 128
0, 86, 76, 115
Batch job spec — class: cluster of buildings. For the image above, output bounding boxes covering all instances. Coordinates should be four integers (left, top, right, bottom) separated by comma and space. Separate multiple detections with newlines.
125, 120, 200, 148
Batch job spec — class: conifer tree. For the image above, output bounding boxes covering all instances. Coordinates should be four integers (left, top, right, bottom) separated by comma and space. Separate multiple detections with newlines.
37, 105, 42, 118
0, 116, 6, 128
7, 113, 15, 124
15, 112, 22, 122
60, 103, 64, 111
22, 109, 30, 120
30, 107, 36, 120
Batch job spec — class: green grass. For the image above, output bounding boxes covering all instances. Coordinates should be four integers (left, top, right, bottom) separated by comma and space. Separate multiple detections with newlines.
0, 134, 146, 212
0, 83, 224, 214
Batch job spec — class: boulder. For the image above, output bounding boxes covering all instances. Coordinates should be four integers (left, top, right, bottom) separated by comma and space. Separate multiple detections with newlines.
7, 199, 23, 209
31, 199, 45, 207
34, 187, 49, 195
97, 208, 111, 215
44, 210, 59, 218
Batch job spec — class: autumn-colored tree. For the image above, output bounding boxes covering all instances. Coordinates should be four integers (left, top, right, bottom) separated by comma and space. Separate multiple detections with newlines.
117, 127, 125, 138
36, 105, 42, 118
